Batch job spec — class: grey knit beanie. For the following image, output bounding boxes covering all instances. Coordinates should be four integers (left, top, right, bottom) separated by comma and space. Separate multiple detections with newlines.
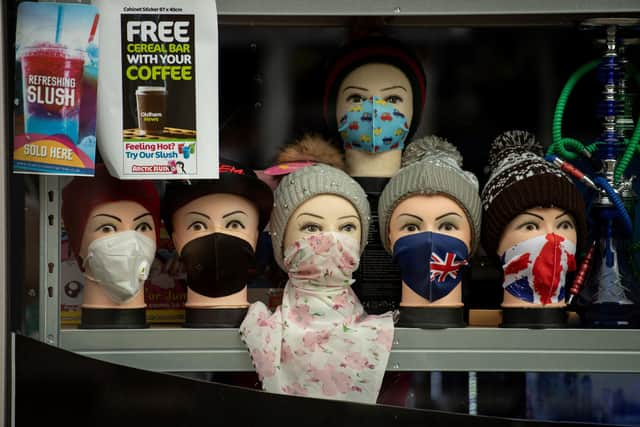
270, 163, 370, 270
378, 135, 482, 254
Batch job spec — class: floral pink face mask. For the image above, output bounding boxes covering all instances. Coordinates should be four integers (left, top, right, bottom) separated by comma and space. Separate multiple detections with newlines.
284, 232, 360, 289
240, 232, 394, 404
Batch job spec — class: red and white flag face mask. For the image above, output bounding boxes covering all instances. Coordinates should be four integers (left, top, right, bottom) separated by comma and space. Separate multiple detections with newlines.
501, 233, 577, 305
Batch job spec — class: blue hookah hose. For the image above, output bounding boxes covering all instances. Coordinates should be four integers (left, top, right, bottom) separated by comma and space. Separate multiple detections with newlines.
593, 176, 634, 235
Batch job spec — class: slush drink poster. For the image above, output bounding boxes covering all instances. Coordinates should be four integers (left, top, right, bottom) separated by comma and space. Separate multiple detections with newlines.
93, 0, 219, 179
13, 2, 99, 176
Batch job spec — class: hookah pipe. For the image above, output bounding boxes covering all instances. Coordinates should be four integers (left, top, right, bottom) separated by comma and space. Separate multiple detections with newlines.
545, 23, 640, 322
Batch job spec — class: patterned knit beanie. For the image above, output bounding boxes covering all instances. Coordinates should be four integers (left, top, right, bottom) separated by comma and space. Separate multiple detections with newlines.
378, 136, 482, 254
269, 163, 370, 270
481, 130, 587, 256
323, 35, 427, 141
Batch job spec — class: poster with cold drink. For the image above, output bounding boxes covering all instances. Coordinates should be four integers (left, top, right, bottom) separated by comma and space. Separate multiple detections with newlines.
93, 0, 219, 179
13, 2, 99, 176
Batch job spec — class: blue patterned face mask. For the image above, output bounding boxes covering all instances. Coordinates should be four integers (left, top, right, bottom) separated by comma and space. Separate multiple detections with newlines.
393, 232, 469, 302
338, 96, 409, 153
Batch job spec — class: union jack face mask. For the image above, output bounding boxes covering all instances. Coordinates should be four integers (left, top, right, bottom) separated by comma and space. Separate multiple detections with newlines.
501, 233, 577, 305
393, 232, 469, 302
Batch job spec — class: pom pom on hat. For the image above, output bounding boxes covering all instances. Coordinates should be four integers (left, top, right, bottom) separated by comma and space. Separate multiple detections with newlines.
401, 135, 464, 168
487, 129, 543, 172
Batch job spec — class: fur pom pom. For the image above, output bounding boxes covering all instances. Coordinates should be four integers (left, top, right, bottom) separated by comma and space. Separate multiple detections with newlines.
401, 135, 463, 168
277, 134, 345, 171
488, 130, 542, 172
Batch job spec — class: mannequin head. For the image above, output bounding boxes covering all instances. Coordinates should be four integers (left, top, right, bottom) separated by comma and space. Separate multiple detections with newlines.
497, 206, 577, 256
378, 136, 481, 254
283, 194, 361, 251
335, 63, 414, 131
62, 164, 161, 268
269, 163, 370, 270
481, 130, 586, 257
378, 136, 481, 307
161, 159, 273, 305
482, 131, 586, 309
78, 200, 156, 262
171, 193, 260, 255
388, 194, 472, 254
61, 164, 160, 308
323, 36, 426, 141
323, 36, 426, 177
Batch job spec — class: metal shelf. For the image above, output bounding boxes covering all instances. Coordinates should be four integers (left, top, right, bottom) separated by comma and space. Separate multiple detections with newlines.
59, 327, 640, 373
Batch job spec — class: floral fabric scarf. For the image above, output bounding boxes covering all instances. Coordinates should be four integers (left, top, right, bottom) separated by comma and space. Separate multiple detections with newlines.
240, 232, 394, 403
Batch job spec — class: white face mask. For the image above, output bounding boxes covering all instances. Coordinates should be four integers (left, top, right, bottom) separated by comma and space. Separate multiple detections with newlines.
83, 230, 156, 304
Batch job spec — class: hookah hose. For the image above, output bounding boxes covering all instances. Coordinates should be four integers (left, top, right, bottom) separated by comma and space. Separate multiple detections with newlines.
547, 59, 640, 183
548, 60, 601, 160
546, 154, 634, 235
614, 117, 640, 183
592, 176, 634, 235
547, 59, 639, 247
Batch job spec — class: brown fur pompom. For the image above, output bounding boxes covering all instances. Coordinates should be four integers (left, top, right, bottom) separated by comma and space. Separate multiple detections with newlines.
277, 134, 345, 171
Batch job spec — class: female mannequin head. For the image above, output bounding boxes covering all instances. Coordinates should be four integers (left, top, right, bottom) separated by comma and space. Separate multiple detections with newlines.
269, 163, 370, 271
378, 136, 481, 308
162, 159, 273, 307
482, 131, 586, 309
323, 36, 426, 177
61, 164, 160, 308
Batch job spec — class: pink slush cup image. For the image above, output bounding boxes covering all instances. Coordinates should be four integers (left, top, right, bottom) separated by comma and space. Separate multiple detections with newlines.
20, 43, 85, 144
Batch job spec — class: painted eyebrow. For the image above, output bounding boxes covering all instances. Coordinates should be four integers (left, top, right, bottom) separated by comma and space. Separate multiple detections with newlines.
186, 211, 211, 220
342, 85, 368, 92
555, 211, 570, 219
133, 212, 152, 222
222, 210, 248, 219
522, 211, 545, 221
436, 212, 462, 221
337, 215, 359, 220
93, 213, 122, 222
380, 85, 408, 92
297, 212, 324, 220
398, 213, 423, 222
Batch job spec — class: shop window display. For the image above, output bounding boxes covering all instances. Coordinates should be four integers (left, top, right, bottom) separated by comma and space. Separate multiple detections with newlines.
6, 5, 640, 425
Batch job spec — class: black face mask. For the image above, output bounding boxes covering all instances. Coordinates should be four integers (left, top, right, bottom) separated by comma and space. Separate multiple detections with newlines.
180, 233, 256, 298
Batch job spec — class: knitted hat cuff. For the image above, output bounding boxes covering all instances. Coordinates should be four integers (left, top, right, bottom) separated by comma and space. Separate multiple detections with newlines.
481, 174, 587, 256
378, 161, 482, 254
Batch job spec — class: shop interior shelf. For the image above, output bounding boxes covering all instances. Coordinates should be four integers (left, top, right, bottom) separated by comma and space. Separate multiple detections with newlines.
58, 327, 640, 373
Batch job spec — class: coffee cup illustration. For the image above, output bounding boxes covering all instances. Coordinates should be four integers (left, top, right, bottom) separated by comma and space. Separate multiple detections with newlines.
135, 86, 167, 135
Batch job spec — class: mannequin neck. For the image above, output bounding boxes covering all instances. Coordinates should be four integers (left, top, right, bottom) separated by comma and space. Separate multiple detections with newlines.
81, 276, 146, 309
400, 282, 463, 308
185, 286, 249, 308
345, 149, 402, 177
